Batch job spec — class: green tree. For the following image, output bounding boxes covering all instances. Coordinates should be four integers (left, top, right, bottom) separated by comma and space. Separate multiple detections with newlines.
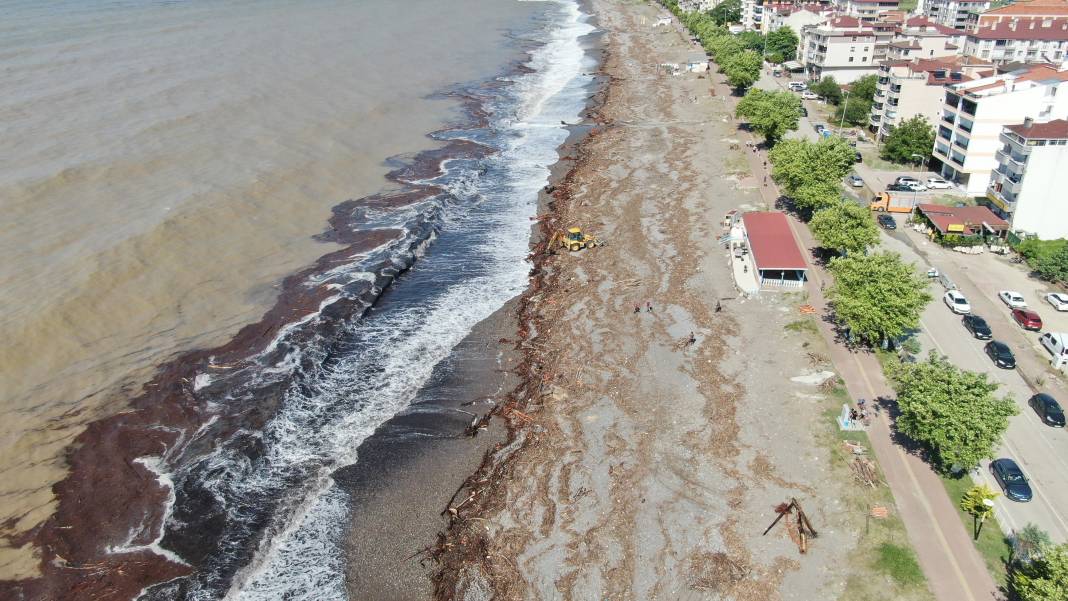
882, 115, 936, 164
810, 200, 880, 255
960, 484, 999, 540
736, 30, 765, 52
835, 96, 873, 126
1034, 244, 1068, 284
735, 88, 801, 144
1014, 524, 1053, 566
722, 50, 763, 90
709, 35, 745, 63
709, 0, 742, 25
827, 251, 932, 345
811, 76, 842, 104
887, 353, 1017, 473
764, 26, 799, 62
849, 74, 879, 102
1013, 542, 1068, 601
769, 137, 856, 211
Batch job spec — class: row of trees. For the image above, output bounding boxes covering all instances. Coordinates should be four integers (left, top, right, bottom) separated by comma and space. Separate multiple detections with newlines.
1017, 237, 1068, 284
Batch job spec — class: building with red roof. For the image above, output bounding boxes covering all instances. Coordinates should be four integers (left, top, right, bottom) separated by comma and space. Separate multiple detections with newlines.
914, 204, 1009, 237
740, 212, 808, 289
973, 0, 1068, 29
869, 55, 991, 140
925, 0, 993, 31
965, 18, 1068, 63
987, 118, 1068, 239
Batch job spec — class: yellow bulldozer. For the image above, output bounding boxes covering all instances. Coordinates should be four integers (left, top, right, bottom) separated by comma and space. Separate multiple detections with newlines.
549, 227, 602, 252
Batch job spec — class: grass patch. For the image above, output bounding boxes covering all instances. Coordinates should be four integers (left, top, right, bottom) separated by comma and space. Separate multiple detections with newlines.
860, 148, 913, 172
929, 193, 975, 207
875, 542, 926, 588
939, 473, 1012, 588
785, 318, 818, 334
724, 150, 750, 176
899, 0, 918, 10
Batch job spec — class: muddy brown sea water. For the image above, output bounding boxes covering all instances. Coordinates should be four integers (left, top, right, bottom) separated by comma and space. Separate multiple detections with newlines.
0, 0, 540, 581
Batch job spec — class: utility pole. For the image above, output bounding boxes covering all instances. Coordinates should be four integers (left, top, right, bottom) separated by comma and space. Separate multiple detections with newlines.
839, 88, 851, 135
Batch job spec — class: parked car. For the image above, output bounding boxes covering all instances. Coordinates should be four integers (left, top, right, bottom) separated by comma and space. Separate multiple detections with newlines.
1040, 332, 1068, 360
998, 290, 1027, 308
1045, 292, 1068, 311
985, 340, 1016, 369
1029, 393, 1066, 427
886, 183, 911, 192
944, 290, 971, 314
854, 151, 863, 163
788, 81, 807, 91
877, 213, 896, 229
847, 174, 864, 187
990, 458, 1033, 502
1012, 308, 1043, 331
800, 107, 808, 117
814, 123, 826, 134
926, 177, 952, 189
895, 176, 922, 186
962, 314, 992, 340
800, 90, 819, 100
902, 182, 927, 192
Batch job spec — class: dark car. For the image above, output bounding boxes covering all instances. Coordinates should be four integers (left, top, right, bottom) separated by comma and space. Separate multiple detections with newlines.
985, 340, 1016, 369
877, 214, 896, 229
854, 151, 863, 163
962, 314, 993, 340
1029, 393, 1066, 427
886, 183, 911, 192
800, 107, 808, 117
990, 458, 1033, 502
1012, 308, 1043, 331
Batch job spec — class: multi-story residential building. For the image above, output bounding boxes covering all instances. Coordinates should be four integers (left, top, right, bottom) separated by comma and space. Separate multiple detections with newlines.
741, 0, 764, 31
869, 55, 992, 139
800, 16, 879, 82
925, 0, 991, 30
761, 3, 833, 34
965, 18, 1068, 64
838, 0, 901, 22
987, 118, 1068, 238
971, 0, 1068, 29
935, 63, 1068, 194
885, 16, 968, 60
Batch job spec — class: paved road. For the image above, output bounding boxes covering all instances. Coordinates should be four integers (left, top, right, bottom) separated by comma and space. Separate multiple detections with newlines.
881, 226, 1068, 543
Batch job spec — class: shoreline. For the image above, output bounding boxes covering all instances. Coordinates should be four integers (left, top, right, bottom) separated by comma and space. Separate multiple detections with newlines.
0, 25, 562, 601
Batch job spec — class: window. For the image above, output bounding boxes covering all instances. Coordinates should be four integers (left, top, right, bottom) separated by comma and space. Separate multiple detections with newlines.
849, 57, 855, 62
863, 57, 869, 62
864, 46, 870, 51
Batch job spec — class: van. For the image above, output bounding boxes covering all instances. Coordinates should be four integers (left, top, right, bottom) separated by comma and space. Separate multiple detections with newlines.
1040, 332, 1068, 358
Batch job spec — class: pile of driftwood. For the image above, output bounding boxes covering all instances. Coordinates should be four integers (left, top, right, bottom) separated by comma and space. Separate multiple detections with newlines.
851, 457, 880, 488
763, 497, 818, 554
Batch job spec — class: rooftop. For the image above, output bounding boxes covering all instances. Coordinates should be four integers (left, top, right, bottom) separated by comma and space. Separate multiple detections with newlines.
904, 16, 963, 35
741, 212, 808, 271
971, 18, 1068, 40
1005, 118, 1068, 138
982, 0, 1068, 17
915, 204, 1009, 236
950, 63, 1068, 95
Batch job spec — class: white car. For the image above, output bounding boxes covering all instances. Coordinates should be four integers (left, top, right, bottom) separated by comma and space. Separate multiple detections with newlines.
847, 174, 864, 187
944, 290, 971, 314
903, 183, 927, 192
800, 90, 819, 100
787, 81, 807, 91
999, 290, 1028, 309
1046, 292, 1068, 311
926, 177, 952, 189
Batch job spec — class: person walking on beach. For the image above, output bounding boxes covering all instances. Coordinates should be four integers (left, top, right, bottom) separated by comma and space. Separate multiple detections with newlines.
634, 304, 641, 314
646, 301, 653, 313
688, 331, 696, 345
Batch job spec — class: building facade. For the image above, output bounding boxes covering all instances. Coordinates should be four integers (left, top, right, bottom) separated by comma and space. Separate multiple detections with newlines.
869, 55, 991, 139
971, 0, 1068, 29
935, 64, 1068, 195
987, 118, 1068, 239
965, 18, 1068, 64
800, 16, 880, 82
925, 0, 992, 30
839, 0, 902, 22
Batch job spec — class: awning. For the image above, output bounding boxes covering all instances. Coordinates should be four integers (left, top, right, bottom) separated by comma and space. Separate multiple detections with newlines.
782, 60, 804, 71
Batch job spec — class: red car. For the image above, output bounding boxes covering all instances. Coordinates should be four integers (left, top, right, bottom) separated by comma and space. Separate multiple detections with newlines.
1012, 308, 1043, 331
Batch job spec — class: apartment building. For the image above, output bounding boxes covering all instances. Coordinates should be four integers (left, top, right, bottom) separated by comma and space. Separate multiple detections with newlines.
987, 118, 1068, 238
935, 63, 1068, 195
869, 55, 991, 139
838, 0, 902, 22
741, 0, 764, 31
800, 16, 879, 82
761, 3, 833, 34
965, 18, 1068, 64
925, 0, 991, 30
971, 0, 1068, 29
886, 16, 968, 60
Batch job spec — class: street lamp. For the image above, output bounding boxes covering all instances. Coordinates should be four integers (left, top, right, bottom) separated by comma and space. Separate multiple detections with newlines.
839, 88, 852, 135
910, 152, 928, 174
975, 498, 995, 540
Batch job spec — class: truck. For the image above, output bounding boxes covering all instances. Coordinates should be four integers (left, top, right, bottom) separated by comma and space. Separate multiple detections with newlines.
869, 192, 917, 214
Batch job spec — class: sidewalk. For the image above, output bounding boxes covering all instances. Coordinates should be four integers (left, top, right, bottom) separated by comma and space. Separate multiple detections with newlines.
711, 68, 1001, 601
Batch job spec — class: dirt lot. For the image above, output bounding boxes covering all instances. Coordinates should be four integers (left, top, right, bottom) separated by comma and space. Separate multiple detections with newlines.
435, 2, 933, 599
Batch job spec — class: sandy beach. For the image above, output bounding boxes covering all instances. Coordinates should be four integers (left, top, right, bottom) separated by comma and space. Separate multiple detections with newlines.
431, 1, 893, 599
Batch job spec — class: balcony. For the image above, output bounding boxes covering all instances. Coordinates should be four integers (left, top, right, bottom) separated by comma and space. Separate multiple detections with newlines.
995, 147, 1028, 169
870, 113, 882, 126
987, 181, 1018, 212
934, 144, 951, 160
939, 125, 953, 141
890, 84, 902, 94
957, 118, 974, 133
953, 134, 970, 150
950, 152, 966, 166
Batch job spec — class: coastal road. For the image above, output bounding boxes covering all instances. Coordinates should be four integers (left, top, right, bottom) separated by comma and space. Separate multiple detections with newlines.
881, 228, 1068, 543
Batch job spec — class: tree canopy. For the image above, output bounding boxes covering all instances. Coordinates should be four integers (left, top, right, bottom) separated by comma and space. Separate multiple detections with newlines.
882, 115, 936, 164
764, 27, 799, 62
810, 200, 880, 255
835, 75, 878, 126
721, 50, 763, 90
1012, 542, 1068, 601
887, 353, 1017, 473
768, 137, 856, 211
709, 0, 742, 25
735, 88, 801, 144
1034, 244, 1068, 284
827, 251, 932, 346
811, 76, 842, 104
736, 30, 765, 52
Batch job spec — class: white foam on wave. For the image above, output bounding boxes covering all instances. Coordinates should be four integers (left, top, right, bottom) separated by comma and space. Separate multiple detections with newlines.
218, 2, 597, 599
110, 456, 190, 567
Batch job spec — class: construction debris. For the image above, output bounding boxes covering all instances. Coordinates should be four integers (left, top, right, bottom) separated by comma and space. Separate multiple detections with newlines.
851, 456, 880, 488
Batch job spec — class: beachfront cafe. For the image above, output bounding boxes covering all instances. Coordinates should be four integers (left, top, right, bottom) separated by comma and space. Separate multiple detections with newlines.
913, 203, 1009, 243
740, 211, 809, 289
